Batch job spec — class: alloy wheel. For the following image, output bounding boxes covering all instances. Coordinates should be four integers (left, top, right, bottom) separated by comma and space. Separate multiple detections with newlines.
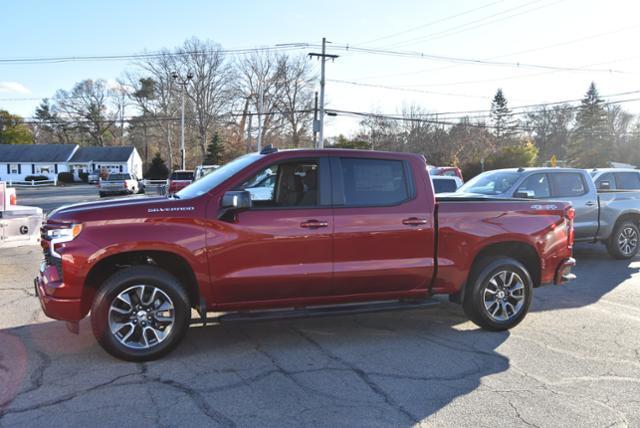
483, 270, 526, 322
618, 227, 638, 257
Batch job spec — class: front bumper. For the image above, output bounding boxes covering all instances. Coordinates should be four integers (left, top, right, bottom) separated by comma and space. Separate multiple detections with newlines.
554, 257, 576, 285
34, 264, 84, 321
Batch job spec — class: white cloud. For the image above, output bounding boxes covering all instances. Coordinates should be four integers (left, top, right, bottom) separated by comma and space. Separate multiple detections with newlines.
0, 81, 31, 95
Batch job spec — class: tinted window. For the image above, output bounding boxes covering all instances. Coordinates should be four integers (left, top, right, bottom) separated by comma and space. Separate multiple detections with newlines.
340, 158, 409, 206
516, 174, 550, 198
615, 172, 640, 190
550, 173, 586, 197
595, 173, 615, 190
458, 171, 520, 195
433, 178, 458, 193
238, 160, 319, 207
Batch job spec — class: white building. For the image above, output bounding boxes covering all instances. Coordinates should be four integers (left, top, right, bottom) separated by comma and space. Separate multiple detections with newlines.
0, 144, 143, 182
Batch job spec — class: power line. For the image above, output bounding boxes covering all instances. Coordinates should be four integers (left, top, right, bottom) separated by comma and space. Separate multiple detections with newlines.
383, 0, 564, 49
327, 44, 634, 74
328, 79, 499, 100
0, 44, 316, 65
357, 0, 505, 46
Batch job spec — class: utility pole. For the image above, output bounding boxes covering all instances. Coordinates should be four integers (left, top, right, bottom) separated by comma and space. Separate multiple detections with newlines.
313, 91, 319, 147
171, 71, 193, 170
256, 86, 264, 151
309, 38, 338, 149
246, 113, 253, 154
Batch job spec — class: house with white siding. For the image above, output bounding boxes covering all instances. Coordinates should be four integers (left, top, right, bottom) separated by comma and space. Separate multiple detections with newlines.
0, 144, 143, 182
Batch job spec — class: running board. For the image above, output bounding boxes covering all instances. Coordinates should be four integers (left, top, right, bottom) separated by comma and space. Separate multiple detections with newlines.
190, 298, 439, 326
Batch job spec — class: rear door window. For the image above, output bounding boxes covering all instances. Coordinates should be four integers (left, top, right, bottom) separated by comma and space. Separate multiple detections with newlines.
515, 173, 550, 198
550, 173, 587, 197
614, 172, 640, 190
338, 158, 410, 206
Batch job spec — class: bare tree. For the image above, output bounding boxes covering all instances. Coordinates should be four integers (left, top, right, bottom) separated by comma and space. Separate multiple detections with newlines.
177, 38, 232, 160
53, 79, 116, 146
277, 55, 315, 147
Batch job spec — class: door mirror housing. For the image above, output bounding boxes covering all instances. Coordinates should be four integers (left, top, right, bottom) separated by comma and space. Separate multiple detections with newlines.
221, 190, 252, 210
514, 190, 535, 199
598, 180, 611, 190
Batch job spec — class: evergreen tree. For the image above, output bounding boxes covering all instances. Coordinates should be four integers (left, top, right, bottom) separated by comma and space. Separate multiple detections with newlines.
145, 153, 170, 179
490, 88, 517, 146
568, 82, 611, 167
203, 132, 224, 165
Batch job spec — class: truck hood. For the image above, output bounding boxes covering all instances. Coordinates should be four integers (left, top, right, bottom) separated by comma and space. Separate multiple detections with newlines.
47, 195, 198, 224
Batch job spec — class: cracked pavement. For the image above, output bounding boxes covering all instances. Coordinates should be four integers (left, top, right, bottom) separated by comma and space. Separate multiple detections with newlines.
1, 243, 639, 427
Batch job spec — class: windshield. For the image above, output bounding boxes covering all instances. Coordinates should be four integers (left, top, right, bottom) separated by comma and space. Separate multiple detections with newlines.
176, 153, 262, 198
458, 171, 521, 195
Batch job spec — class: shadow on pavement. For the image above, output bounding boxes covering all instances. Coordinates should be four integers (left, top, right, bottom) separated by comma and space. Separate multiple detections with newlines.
0, 304, 509, 426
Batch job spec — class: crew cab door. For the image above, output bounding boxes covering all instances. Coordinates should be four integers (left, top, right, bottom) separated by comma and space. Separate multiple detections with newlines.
208, 156, 333, 303
331, 155, 435, 296
549, 172, 598, 240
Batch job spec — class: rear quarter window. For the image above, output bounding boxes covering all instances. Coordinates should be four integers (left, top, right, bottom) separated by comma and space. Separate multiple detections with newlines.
339, 158, 410, 206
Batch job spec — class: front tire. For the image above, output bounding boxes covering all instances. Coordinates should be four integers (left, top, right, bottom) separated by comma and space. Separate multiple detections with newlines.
90, 266, 191, 361
607, 221, 639, 259
463, 257, 533, 331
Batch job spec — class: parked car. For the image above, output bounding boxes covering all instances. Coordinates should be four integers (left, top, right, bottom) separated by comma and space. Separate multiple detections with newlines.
456, 167, 640, 258
167, 170, 194, 193
428, 166, 464, 181
88, 172, 100, 184
432, 176, 463, 193
98, 173, 141, 197
36, 147, 575, 360
589, 168, 640, 190
194, 165, 220, 181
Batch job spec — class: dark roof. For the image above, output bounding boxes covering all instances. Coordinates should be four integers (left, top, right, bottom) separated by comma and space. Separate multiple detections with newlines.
69, 147, 134, 162
0, 144, 77, 162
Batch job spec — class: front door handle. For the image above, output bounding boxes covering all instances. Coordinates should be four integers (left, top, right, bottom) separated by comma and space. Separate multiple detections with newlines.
300, 219, 329, 228
585, 201, 596, 207
402, 217, 428, 226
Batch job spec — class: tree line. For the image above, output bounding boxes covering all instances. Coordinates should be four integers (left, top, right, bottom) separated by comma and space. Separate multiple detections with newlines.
0, 36, 639, 177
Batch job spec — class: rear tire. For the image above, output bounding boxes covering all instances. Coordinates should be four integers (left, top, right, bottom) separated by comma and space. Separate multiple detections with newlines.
90, 266, 191, 361
462, 257, 533, 331
98, 192, 105, 198
607, 221, 639, 259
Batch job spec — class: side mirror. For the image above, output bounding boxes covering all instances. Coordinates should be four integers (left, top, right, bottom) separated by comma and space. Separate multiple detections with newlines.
598, 180, 611, 190
221, 190, 252, 210
514, 190, 535, 199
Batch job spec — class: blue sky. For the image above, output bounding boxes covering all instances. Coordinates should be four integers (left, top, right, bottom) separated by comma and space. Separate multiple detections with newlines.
2, 0, 640, 136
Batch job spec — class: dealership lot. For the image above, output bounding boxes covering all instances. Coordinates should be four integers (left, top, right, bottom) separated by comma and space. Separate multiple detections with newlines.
1, 191, 640, 427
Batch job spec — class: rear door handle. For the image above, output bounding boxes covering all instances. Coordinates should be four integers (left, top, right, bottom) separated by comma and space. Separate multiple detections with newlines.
585, 201, 596, 207
300, 220, 329, 228
402, 217, 428, 226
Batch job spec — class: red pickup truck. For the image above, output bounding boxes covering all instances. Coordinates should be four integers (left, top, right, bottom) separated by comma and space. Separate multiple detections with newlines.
35, 147, 576, 361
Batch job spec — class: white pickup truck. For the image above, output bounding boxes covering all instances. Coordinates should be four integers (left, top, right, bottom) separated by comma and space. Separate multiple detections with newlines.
456, 167, 640, 259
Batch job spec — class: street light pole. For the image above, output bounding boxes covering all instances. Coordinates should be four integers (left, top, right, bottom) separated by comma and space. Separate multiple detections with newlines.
171, 71, 193, 170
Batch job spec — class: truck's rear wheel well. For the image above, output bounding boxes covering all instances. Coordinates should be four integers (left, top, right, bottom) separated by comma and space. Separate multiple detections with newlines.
450, 241, 540, 304
609, 213, 640, 238
83, 251, 199, 310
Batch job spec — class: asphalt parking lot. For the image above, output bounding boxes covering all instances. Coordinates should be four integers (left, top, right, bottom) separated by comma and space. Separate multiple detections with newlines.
1, 192, 639, 427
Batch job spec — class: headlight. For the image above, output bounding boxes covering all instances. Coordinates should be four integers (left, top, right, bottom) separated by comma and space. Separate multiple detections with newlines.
47, 224, 83, 241
48, 224, 82, 258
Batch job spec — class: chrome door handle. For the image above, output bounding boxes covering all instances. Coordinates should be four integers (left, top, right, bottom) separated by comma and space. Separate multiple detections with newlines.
402, 217, 428, 226
585, 201, 596, 207
300, 220, 329, 228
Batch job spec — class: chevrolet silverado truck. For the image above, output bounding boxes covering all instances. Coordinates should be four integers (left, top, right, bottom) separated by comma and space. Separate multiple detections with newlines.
35, 147, 576, 361
457, 167, 640, 259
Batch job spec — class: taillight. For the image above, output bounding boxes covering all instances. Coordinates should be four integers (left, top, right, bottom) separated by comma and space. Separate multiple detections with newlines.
565, 207, 575, 248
